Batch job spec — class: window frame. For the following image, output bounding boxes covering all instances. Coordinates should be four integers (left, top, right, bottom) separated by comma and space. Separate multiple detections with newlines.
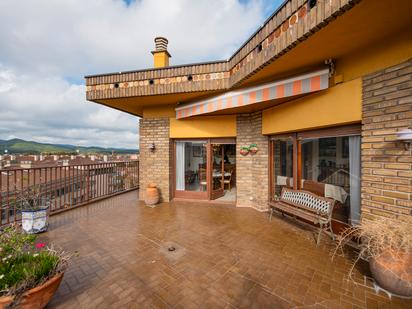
269, 124, 361, 202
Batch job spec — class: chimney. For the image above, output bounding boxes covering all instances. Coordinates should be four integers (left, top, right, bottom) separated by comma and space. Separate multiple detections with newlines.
151, 37, 171, 68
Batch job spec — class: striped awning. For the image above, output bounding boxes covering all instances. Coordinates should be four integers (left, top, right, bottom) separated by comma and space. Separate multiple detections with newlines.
176, 69, 329, 119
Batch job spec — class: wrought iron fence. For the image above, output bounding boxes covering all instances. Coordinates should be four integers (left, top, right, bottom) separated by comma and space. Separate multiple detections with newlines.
0, 161, 139, 226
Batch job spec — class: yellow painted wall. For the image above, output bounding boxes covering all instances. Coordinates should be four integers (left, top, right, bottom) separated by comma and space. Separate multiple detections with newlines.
336, 30, 412, 83
262, 78, 362, 135
143, 105, 176, 118
170, 115, 237, 138
153, 51, 170, 68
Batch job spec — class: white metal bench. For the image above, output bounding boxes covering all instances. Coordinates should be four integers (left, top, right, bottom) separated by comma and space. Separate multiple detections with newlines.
269, 187, 335, 245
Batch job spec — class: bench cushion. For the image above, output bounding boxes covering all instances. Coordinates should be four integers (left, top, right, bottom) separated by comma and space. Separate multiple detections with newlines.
280, 188, 333, 215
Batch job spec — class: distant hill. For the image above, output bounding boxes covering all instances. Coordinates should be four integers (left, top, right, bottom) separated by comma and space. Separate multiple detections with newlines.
0, 139, 138, 155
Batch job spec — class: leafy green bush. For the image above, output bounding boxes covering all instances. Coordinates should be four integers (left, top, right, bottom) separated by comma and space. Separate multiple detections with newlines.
0, 225, 69, 297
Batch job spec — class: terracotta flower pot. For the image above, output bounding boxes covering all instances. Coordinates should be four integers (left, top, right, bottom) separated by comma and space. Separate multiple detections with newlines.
240, 148, 249, 156
0, 272, 64, 309
370, 250, 412, 297
145, 184, 159, 206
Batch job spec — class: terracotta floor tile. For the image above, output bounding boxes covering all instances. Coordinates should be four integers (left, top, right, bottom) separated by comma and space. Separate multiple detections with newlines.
42, 191, 412, 308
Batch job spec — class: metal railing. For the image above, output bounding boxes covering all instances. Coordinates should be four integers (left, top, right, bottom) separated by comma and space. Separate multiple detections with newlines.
0, 161, 139, 226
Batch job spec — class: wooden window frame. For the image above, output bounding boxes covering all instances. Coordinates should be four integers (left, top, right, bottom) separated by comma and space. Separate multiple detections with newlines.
269, 124, 361, 201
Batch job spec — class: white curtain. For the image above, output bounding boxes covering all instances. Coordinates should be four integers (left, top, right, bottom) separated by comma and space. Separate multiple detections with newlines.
349, 135, 361, 225
175, 142, 185, 190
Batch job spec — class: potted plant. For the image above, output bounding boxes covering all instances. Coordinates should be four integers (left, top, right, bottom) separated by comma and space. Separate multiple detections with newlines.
0, 224, 71, 308
17, 185, 51, 234
249, 143, 258, 154
333, 217, 412, 297
240, 146, 250, 156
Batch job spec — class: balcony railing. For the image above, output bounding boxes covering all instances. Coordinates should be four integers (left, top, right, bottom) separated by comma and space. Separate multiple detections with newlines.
0, 161, 139, 227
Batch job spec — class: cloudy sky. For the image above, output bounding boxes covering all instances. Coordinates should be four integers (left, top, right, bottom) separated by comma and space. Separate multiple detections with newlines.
0, 0, 282, 149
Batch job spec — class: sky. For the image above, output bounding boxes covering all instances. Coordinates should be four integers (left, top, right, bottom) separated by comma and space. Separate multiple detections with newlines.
0, 0, 283, 149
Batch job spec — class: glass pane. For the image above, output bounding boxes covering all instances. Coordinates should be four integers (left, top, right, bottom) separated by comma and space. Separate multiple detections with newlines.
300, 136, 361, 224
175, 141, 207, 191
272, 139, 293, 199
212, 144, 223, 191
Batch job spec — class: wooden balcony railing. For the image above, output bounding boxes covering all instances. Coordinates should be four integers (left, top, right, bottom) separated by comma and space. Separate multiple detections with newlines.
0, 161, 139, 227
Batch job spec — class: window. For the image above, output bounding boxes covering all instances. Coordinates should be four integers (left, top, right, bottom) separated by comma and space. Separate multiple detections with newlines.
270, 125, 361, 225
272, 138, 293, 198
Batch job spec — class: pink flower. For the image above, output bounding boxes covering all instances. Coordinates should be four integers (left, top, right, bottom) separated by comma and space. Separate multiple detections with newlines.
35, 243, 46, 249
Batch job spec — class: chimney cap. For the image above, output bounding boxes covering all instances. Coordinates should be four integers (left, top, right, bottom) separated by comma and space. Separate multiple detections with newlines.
151, 36, 171, 57
154, 36, 168, 44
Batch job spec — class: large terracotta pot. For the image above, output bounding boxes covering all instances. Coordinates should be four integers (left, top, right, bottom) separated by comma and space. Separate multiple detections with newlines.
0, 272, 64, 309
370, 250, 412, 297
145, 184, 159, 206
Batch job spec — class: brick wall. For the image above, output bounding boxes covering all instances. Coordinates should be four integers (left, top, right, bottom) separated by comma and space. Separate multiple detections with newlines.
139, 118, 171, 202
361, 59, 412, 222
236, 112, 269, 211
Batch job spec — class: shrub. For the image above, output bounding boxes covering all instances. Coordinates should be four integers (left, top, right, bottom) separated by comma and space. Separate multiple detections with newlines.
0, 225, 70, 298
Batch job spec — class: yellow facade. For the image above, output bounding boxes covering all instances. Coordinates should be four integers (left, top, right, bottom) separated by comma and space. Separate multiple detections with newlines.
260, 28, 411, 135
143, 105, 176, 118
335, 30, 412, 84
262, 78, 362, 135
170, 116, 236, 138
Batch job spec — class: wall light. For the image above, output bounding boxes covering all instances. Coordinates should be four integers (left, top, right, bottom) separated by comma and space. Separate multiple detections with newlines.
396, 128, 412, 151
149, 143, 156, 152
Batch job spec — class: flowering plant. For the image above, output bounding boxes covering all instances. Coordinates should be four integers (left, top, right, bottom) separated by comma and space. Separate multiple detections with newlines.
0, 225, 70, 301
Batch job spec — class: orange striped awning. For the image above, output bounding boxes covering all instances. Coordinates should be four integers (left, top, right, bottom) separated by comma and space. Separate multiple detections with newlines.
175, 69, 329, 119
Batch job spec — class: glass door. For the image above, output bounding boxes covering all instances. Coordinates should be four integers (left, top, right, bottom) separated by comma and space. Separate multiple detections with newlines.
211, 144, 224, 199
174, 139, 236, 201
210, 142, 236, 201
175, 140, 208, 199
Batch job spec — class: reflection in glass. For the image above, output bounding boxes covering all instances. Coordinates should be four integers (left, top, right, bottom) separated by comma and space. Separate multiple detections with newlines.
272, 138, 293, 198
301, 136, 360, 224
175, 141, 207, 191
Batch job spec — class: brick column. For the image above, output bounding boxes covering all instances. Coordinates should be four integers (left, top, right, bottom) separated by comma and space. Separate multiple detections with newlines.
139, 117, 172, 202
361, 59, 412, 221
236, 112, 269, 211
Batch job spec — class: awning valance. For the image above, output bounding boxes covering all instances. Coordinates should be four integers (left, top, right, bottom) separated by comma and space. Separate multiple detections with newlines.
176, 69, 329, 119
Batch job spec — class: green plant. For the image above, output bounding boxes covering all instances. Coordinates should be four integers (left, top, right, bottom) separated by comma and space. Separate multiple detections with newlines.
0, 225, 70, 298
240, 146, 250, 151
249, 143, 257, 148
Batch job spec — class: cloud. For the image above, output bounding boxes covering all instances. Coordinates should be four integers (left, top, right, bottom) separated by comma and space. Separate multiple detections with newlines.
0, 0, 279, 149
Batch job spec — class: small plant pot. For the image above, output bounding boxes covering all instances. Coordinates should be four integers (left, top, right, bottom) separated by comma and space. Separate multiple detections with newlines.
240, 148, 249, 156
21, 206, 49, 234
249, 146, 258, 154
145, 185, 159, 206
0, 272, 64, 309
369, 250, 412, 297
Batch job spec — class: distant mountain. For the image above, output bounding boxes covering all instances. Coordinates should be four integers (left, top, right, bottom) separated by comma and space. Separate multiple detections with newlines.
0, 139, 138, 155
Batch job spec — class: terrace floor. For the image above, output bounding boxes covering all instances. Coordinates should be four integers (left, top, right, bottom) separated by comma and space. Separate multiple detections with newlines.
42, 191, 412, 308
